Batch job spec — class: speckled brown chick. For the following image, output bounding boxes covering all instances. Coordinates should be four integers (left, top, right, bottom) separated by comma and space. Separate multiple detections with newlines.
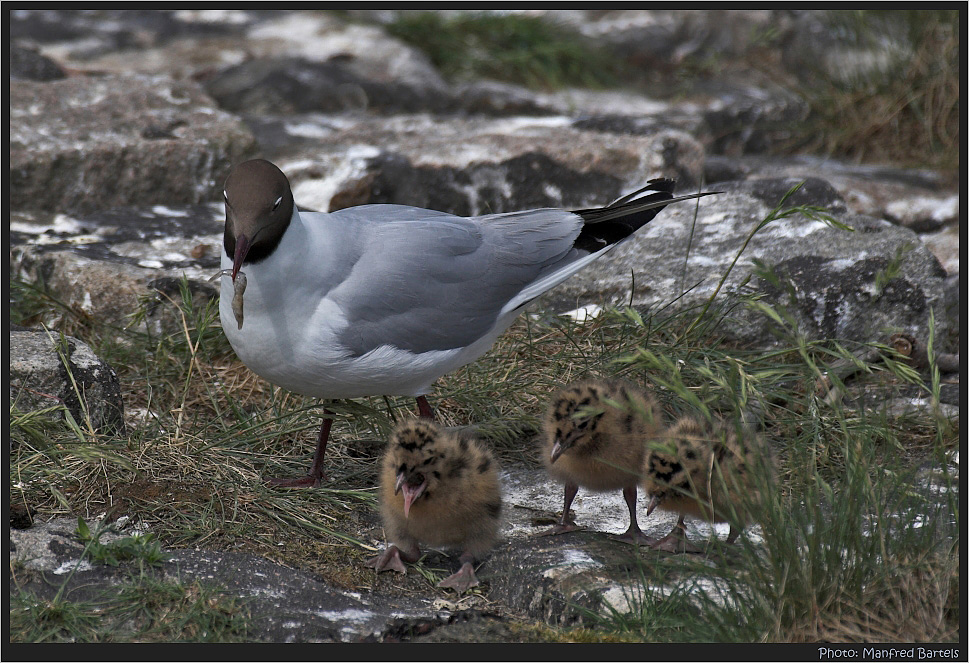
540, 378, 663, 544
366, 419, 502, 593
642, 415, 775, 553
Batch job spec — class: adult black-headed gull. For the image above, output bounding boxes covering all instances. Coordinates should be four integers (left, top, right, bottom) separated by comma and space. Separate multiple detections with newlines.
218, 158, 714, 487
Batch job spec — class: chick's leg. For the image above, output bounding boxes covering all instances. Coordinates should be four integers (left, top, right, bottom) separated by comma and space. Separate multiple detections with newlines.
437, 551, 480, 593
366, 541, 421, 574
611, 486, 655, 546
536, 483, 583, 536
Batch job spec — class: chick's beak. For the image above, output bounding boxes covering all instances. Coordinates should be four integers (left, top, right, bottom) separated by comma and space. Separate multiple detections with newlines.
549, 440, 565, 465
395, 471, 428, 519
549, 429, 581, 464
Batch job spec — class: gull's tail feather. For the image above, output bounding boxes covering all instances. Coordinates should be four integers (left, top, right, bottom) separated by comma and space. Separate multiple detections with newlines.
572, 179, 718, 253
499, 180, 719, 316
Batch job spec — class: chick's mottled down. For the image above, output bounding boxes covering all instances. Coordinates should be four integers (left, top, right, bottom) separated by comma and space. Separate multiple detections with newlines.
540, 379, 663, 544
642, 415, 775, 553
367, 420, 502, 593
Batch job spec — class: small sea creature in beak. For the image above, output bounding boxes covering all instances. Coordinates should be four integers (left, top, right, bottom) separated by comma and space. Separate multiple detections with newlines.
209, 268, 247, 330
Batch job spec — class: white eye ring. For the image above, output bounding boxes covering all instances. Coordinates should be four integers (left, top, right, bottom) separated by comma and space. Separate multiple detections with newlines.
223, 190, 228, 201
272, 196, 283, 210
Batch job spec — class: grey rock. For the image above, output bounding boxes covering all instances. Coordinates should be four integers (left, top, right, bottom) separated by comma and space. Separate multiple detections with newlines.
262, 116, 706, 213
330, 150, 630, 216
17, 8, 811, 158
241, 13, 450, 92
8, 517, 470, 643
9, 330, 125, 435
707, 153, 952, 199
487, 533, 653, 626
10, 74, 257, 215
702, 155, 752, 184
10, 205, 224, 330
695, 154, 960, 270
451, 80, 560, 117
884, 194, 959, 233
9, 8, 261, 59
544, 190, 955, 353
9, 44, 67, 81
708, 176, 847, 211
698, 78, 809, 156
941, 274, 960, 350
920, 225, 960, 277
778, 9, 915, 85
550, 76, 808, 159
490, 466, 706, 625
9, 467, 711, 639
538, 9, 778, 80
205, 56, 452, 115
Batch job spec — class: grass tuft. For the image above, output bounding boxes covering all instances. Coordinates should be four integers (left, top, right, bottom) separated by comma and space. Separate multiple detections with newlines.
386, 11, 624, 89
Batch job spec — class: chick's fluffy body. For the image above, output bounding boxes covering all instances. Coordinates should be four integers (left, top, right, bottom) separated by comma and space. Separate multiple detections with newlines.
642, 416, 773, 525
380, 420, 501, 557
542, 379, 663, 491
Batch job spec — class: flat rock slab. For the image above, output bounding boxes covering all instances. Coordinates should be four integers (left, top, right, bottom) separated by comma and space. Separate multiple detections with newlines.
12, 470, 737, 641
545, 189, 954, 352
253, 114, 706, 213
11, 513, 688, 642
10, 205, 224, 330
490, 466, 738, 625
9, 517, 521, 643
10, 74, 257, 215
706, 154, 960, 237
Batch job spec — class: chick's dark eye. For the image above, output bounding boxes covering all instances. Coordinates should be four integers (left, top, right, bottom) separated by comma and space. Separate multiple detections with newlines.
272, 196, 282, 210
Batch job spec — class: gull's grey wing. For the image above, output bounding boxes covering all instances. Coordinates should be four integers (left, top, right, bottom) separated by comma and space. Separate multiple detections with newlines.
326, 204, 583, 356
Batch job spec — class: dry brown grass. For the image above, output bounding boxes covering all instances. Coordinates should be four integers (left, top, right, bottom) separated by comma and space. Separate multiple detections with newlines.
784, 11, 960, 170
786, 549, 959, 643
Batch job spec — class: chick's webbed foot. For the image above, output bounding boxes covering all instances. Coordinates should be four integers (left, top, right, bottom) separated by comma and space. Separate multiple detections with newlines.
366, 544, 418, 574
437, 561, 479, 593
611, 487, 654, 545
650, 530, 703, 554
534, 522, 584, 537
610, 528, 656, 546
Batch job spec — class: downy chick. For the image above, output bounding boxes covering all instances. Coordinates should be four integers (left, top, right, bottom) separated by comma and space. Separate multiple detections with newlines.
540, 378, 663, 544
642, 415, 775, 553
367, 419, 502, 593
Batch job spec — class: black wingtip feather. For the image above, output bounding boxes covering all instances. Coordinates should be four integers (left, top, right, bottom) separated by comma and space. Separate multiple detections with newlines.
572, 182, 718, 254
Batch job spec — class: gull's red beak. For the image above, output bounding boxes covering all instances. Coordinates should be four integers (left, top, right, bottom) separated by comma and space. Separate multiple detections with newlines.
232, 233, 250, 282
